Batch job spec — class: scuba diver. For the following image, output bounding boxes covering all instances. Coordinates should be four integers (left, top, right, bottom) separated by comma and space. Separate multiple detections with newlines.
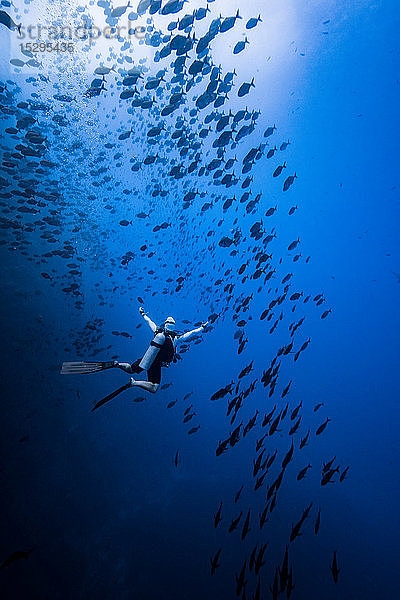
116, 307, 208, 393
61, 308, 208, 409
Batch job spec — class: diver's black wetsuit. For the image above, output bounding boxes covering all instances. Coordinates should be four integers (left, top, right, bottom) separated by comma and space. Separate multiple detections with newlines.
131, 355, 163, 384
131, 331, 175, 384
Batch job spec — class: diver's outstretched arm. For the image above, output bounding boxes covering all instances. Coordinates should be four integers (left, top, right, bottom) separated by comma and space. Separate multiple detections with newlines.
139, 306, 157, 332
130, 378, 159, 394
116, 362, 133, 373
177, 327, 202, 342
177, 321, 209, 342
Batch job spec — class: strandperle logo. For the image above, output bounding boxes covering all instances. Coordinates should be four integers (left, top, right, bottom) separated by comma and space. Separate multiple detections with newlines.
17, 23, 147, 43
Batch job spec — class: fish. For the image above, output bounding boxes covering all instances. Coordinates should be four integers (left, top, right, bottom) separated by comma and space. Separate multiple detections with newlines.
288, 238, 300, 251
216, 439, 230, 456
137, 0, 151, 15
281, 440, 294, 470
279, 545, 289, 592
283, 173, 297, 191
230, 422, 242, 446
210, 548, 222, 575
316, 417, 331, 436
210, 382, 234, 400
195, 5, 210, 20
241, 509, 251, 540
214, 501, 222, 527
290, 291, 302, 301
289, 416, 301, 435
220, 10, 241, 34
238, 78, 255, 97
239, 360, 254, 379
290, 502, 312, 541
339, 466, 350, 482
229, 511, 243, 533
287, 566, 295, 597
110, 3, 131, 18
234, 484, 244, 503
322, 456, 336, 474
246, 15, 262, 30
162, 0, 187, 16
262, 404, 276, 426
254, 543, 267, 574
269, 411, 282, 436
1, 549, 33, 569
160, 383, 173, 390
264, 125, 276, 137
297, 464, 312, 480
330, 551, 340, 583
259, 503, 269, 529
0, 10, 21, 34
321, 467, 340, 486
254, 470, 268, 491
188, 425, 200, 434
281, 379, 292, 398
265, 205, 277, 216
235, 560, 247, 596
273, 162, 286, 177
249, 545, 258, 572
270, 568, 279, 600
219, 236, 234, 247
291, 401, 302, 420
233, 37, 249, 55
315, 509, 321, 534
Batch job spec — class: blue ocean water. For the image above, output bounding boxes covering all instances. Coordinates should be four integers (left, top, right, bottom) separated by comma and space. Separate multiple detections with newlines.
0, 1, 399, 598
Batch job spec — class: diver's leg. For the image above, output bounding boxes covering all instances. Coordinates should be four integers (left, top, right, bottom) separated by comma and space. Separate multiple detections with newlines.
130, 378, 159, 394
129, 362, 161, 394
116, 358, 143, 374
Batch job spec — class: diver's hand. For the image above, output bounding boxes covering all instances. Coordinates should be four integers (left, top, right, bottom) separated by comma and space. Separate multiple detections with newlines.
201, 321, 209, 329
139, 307, 145, 315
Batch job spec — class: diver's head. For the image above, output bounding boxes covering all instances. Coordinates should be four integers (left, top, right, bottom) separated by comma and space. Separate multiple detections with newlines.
164, 316, 176, 332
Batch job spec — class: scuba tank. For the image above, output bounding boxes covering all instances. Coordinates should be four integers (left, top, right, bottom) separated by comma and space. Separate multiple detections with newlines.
139, 331, 166, 370
139, 323, 182, 371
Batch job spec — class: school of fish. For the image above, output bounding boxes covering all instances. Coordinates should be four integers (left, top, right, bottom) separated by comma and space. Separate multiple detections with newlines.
0, 1, 346, 597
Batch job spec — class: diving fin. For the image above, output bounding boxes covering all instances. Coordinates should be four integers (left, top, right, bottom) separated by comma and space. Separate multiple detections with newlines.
60, 361, 116, 375
92, 382, 132, 411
